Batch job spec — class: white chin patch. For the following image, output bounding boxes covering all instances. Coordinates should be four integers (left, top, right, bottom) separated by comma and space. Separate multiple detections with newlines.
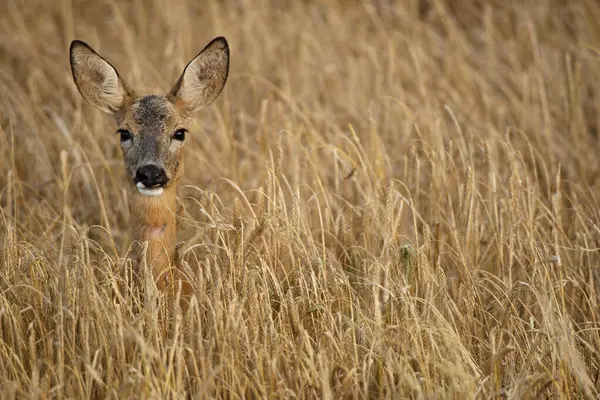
136, 182, 164, 197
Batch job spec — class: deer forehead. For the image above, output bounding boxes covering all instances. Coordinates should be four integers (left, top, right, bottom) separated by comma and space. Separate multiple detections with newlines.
120, 95, 184, 135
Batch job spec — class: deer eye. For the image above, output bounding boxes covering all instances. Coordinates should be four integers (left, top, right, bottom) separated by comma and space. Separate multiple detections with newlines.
117, 129, 132, 142
172, 129, 187, 141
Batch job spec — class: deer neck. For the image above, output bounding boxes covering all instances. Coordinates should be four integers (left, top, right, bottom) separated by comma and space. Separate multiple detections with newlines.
130, 184, 178, 285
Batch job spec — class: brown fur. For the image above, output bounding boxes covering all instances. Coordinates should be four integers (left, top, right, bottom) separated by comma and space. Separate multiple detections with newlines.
130, 187, 179, 288
70, 38, 229, 296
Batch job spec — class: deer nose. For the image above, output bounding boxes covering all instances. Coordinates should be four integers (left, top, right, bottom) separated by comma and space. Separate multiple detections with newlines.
135, 165, 169, 187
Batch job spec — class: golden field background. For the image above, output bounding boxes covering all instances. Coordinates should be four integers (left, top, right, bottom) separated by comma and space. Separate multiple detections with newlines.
0, 0, 599, 398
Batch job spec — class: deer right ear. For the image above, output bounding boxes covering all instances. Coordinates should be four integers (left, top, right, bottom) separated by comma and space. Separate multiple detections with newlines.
168, 37, 230, 113
70, 40, 134, 114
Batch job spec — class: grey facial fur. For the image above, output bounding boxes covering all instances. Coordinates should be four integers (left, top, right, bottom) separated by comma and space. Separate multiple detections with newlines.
118, 95, 188, 186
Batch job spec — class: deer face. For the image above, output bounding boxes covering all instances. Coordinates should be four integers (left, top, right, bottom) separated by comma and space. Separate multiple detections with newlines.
69, 38, 229, 197
116, 95, 187, 196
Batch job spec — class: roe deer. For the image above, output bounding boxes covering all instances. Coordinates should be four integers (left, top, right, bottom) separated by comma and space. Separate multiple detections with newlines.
70, 37, 229, 294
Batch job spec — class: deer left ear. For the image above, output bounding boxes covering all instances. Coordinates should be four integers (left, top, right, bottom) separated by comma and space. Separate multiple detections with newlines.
168, 37, 230, 113
70, 40, 134, 114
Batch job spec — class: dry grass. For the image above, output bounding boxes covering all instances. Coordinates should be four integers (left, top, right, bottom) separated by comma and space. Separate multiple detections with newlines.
0, 0, 599, 398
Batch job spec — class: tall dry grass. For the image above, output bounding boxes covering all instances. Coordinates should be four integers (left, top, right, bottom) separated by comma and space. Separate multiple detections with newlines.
0, 0, 599, 398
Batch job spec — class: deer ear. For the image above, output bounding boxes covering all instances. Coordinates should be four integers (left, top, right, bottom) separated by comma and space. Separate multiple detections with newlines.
168, 37, 229, 113
70, 40, 134, 114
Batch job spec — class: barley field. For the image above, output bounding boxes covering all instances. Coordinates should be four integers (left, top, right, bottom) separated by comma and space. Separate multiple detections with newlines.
0, 0, 599, 398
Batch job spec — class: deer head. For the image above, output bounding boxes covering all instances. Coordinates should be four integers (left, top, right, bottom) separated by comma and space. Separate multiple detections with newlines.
70, 37, 229, 197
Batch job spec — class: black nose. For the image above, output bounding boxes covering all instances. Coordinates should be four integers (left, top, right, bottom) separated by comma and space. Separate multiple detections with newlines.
135, 165, 169, 187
